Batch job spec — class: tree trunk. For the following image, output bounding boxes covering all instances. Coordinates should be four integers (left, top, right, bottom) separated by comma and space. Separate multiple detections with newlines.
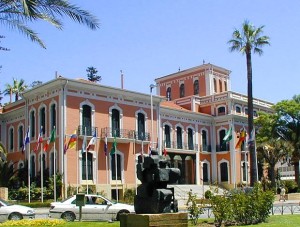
246, 51, 258, 186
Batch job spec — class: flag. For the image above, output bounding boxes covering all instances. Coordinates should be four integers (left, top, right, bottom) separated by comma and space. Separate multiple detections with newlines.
22, 127, 30, 154
87, 131, 97, 151
110, 135, 117, 155
235, 129, 246, 149
34, 126, 43, 152
223, 127, 232, 143
247, 129, 255, 147
104, 135, 108, 156
163, 147, 167, 156
44, 128, 56, 151
64, 131, 77, 154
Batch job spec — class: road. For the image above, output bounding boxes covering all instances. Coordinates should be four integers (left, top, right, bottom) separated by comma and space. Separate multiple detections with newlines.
36, 200, 300, 219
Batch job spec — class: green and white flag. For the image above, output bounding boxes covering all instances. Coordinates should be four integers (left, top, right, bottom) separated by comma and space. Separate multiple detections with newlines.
223, 127, 232, 143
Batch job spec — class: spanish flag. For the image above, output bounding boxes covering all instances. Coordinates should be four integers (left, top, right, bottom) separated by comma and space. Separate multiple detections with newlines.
235, 130, 246, 149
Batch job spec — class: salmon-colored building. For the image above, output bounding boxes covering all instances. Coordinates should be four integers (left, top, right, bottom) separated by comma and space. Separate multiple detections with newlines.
0, 63, 273, 199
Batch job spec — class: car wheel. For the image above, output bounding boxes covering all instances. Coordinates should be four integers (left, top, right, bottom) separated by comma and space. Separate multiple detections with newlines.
9, 212, 23, 220
116, 210, 129, 221
61, 212, 75, 222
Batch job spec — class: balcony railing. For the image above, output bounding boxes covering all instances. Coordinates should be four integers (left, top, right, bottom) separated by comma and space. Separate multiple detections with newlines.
202, 144, 212, 152
134, 131, 150, 141
163, 140, 198, 151
77, 125, 98, 137
216, 143, 229, 152
100, 127, 150, 141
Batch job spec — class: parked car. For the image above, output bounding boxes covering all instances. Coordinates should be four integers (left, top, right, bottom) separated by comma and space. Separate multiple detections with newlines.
0, 198, 35, 222
49, 194, 135, 221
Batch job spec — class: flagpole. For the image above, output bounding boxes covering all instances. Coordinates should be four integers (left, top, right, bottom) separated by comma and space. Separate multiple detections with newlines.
95, 131, 98, 186
114, 131, 118, 202
27, 138, 31, 203
105, 135, 108, 185
76, 132, 79, 194
85, 127, 88, 194
41, 143, 44, 203
54, 126, 56, 202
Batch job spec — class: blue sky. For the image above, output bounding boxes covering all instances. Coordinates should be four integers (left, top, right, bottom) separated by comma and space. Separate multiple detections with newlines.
1, 1, 299, 104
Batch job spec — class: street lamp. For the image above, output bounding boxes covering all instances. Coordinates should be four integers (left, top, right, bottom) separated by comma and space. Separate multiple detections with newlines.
150, 84, 156, 151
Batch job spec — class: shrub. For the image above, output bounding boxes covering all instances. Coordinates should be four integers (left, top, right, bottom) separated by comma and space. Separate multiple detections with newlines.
282, 180, 298, 193
210, 184, 274, 226
204, 190, 212, 199
123, 188, 135, 204
186, 189, 204, 226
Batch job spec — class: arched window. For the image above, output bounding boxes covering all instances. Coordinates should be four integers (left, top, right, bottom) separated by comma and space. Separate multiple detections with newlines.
245, 108, 248, 115
202, 130, 208, 151
50, 103, 56, 131
50, 152, 55, 176
219, 80, 222, 92
218, 106, 226, 115
193, 80, 199, 95
188, 128, 194, 150
224, 81, 227, 91
30, 111, 35, 138
40, 153, 46, 172
219, 129, 226, 151
213, 78, 217, 93
18, 125, 24, 150
179, 84, 185, 98
164, 125, 171, 148
9, 128, 14, 151
30, 155, 36, 178
40, 107, 46, 135
82, 152, 93, 180
253, 110, 258, 117
203, 163, 209, 182
137, 113, 145, 140
220, 162, 228, 182
176, 126, 182, 149
112, 109, 120, 137
166, 87, 171, 101
235, 106, 241, 114
111, 153, 121, 180
82, 104, 92, 136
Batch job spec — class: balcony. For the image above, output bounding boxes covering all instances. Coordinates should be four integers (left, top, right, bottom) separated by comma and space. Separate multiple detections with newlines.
202, 144, 212, 152
216, 143, 229, 152
164, 140, 198, 151
77, 125, 98, 137
100, 127, 150, 143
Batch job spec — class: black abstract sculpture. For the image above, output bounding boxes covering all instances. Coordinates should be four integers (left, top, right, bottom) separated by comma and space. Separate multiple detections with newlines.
134, 150, 181, 214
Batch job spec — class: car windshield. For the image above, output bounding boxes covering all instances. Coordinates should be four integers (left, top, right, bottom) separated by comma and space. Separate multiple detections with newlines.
0, 198, 10, 206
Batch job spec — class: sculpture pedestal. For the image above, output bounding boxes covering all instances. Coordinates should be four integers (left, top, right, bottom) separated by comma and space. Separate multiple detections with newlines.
120, 212, 188, 227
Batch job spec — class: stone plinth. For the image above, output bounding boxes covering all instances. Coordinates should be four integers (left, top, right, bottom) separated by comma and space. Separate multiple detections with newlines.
0, 187, 8, 200
120, 212, 188, 227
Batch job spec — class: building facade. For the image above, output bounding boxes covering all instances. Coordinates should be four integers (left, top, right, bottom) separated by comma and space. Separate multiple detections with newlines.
0, 63, 273, 199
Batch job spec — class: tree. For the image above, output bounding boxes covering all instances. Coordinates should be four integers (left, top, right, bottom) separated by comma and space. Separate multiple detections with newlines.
86, 66, 101, 82
273, 95, 300, 186
228, 20, 270, 186
4, 78, 28, 102
0, 0, 99, 49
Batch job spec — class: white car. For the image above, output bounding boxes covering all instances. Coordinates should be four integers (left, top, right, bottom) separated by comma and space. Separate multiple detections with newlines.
0, 198, 35, 222
49, 194, 135, 221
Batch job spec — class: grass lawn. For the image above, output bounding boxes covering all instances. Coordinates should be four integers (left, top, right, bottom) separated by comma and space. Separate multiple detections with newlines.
196, 215, 300, 227
1, 215, 300, 227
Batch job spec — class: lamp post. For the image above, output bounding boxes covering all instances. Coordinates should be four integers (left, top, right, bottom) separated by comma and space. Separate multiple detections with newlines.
150, 84, 156, 150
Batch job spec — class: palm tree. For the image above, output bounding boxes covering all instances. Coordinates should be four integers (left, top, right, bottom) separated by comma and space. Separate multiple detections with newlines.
228, 20, 270, 186
3, 83, 13, 103
0, 0, 99, 48
4, 78, 27, 102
